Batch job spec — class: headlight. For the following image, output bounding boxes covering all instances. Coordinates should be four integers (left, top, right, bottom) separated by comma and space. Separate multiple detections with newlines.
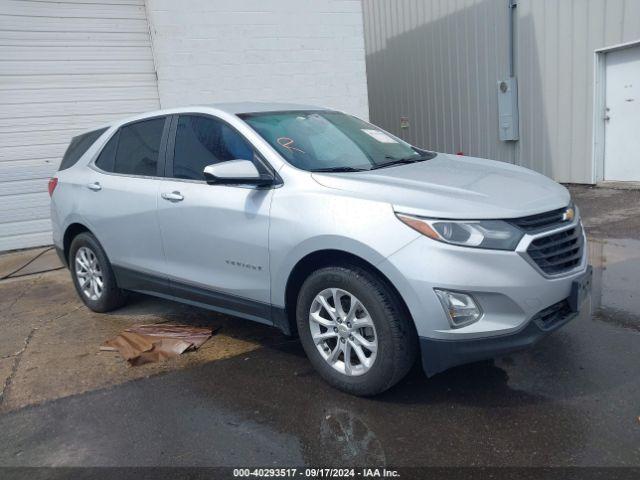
396, 213, 524, 250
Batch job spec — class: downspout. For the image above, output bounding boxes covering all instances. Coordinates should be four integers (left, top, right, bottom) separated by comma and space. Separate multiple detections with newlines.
508, 0, 518, 78
497, 0, 519, 143
497, 0, 520, 158
144, 0, 162, 109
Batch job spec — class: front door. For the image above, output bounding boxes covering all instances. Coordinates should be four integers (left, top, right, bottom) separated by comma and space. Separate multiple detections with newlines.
157, 114, 273, 323
604, 45, 640, 181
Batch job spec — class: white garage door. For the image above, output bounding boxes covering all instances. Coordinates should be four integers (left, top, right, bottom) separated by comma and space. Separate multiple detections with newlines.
0, 0, 160, 252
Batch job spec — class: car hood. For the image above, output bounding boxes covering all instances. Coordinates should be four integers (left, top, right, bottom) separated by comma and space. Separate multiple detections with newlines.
311, 153, 570, 219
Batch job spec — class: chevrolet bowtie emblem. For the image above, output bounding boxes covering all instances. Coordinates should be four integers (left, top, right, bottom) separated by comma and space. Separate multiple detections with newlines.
562, 207, 575, 222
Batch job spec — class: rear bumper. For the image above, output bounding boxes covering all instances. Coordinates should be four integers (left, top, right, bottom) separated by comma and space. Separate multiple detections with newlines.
419, 291, 587, 376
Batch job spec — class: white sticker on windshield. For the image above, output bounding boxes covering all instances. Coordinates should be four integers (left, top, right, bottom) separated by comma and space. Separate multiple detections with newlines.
361, 129, 398, 143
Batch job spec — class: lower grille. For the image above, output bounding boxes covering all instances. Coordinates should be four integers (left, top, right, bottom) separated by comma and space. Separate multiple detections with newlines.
532, 300, 572, 331
526, 224, 584, 275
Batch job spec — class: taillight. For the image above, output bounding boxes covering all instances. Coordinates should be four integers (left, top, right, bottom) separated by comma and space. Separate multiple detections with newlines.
48, 177, 58, 197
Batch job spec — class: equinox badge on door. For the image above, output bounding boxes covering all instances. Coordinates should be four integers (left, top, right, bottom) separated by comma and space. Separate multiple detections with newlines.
225, 260, 263, 271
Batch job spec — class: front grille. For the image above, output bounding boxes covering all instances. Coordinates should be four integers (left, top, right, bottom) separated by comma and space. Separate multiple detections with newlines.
526, 224, 584, 275
509, 207, 567, 232
532, 299, 572, 331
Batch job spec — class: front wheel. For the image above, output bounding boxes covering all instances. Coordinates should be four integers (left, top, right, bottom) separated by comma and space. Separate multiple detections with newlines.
296, 266, 417, 396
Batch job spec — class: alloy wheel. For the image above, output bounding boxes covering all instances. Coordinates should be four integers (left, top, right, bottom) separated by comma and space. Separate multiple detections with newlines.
309, 288, 378, 376
75, 246, 104, 301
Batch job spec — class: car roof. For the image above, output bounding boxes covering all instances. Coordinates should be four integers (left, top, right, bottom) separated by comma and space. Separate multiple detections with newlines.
208, 101, 332, 114
84, 102, 335, 136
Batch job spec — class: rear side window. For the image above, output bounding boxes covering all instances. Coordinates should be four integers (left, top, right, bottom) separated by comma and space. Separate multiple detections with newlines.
95, 117, 166, 176
59, 128, 107, 171
171, 115, 254, 181
94, 131, 119, 172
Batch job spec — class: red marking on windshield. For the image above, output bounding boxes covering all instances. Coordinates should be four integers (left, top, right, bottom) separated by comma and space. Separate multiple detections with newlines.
277, 137, 305, 154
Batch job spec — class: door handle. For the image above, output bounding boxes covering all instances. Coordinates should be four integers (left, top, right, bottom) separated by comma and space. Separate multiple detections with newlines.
161, 191, 184, 202
87, 182, 102, 191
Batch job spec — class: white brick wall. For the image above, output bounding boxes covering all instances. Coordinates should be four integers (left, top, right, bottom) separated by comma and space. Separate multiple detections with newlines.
145, 0, 369, 119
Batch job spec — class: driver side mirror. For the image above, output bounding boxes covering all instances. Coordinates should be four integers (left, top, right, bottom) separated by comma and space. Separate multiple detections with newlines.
203, 160, 274, 187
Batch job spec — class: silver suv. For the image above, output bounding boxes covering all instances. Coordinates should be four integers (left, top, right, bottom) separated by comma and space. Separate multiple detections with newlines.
50, 103, 592, 395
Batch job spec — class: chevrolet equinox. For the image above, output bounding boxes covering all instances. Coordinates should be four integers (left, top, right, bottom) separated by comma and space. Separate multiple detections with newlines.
50, 103, 592, 395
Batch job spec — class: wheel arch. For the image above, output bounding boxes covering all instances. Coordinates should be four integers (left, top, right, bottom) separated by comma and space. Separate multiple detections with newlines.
281, 249, 415, 337
63, 222, 92, 265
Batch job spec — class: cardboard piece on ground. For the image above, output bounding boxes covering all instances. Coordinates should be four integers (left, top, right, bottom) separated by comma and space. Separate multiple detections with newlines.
101, 324, 214, 366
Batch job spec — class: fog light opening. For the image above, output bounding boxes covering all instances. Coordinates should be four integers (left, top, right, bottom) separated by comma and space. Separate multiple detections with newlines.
434, 289, 482, 328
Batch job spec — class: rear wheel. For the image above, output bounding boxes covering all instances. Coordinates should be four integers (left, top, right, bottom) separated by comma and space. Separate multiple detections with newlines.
69, 232, 127, 312
296, 265, 417, 396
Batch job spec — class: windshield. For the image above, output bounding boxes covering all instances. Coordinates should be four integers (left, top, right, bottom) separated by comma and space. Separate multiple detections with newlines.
239, 111, 435, 172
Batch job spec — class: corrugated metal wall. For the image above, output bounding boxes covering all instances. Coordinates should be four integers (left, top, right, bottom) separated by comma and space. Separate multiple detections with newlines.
363, 0, 640, 184
517, 0, 640, 183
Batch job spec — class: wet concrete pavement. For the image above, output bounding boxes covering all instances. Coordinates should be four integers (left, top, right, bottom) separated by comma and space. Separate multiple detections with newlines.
0, 185, 639, 467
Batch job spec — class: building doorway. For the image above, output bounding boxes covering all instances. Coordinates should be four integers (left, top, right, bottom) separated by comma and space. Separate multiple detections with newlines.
604, 44, 640, 181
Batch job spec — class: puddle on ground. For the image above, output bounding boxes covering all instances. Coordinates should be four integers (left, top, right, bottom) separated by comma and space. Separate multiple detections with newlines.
320, 407, 386, 465
588, 237, 640, 331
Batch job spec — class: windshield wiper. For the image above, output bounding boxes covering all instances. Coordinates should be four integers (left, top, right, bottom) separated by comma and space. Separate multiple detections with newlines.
370, 158, 420, 170
310, 166, 368, 173
371, 153, 435, 170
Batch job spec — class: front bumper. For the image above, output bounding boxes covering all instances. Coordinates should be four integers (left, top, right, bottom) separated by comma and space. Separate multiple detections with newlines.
419, 276, 590, 376
376, 215, 591, 375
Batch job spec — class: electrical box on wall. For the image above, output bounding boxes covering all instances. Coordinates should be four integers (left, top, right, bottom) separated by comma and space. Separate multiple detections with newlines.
497, 77, 519, 141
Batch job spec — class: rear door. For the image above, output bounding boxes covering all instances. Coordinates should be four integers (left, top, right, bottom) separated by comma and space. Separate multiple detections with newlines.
78, 116, 170, 286
156, 114, 273, 322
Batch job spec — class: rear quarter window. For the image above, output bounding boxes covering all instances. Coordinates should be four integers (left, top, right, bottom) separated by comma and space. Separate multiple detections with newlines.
59, 128, 108, 171
95, 131, 119, 172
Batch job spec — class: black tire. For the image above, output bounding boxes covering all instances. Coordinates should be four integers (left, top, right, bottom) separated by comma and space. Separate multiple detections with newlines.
69, 232, 127, 312
296, 265, 417, 396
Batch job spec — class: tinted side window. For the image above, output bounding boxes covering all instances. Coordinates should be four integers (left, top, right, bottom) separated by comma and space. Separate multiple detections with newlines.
95, 131, 118, 172
172, 115, 254, 180
59, 127, 108, 171
112, 118, 165, 176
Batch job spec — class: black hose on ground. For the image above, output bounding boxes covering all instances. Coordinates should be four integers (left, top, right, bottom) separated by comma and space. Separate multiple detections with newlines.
0, 246, 65, 281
